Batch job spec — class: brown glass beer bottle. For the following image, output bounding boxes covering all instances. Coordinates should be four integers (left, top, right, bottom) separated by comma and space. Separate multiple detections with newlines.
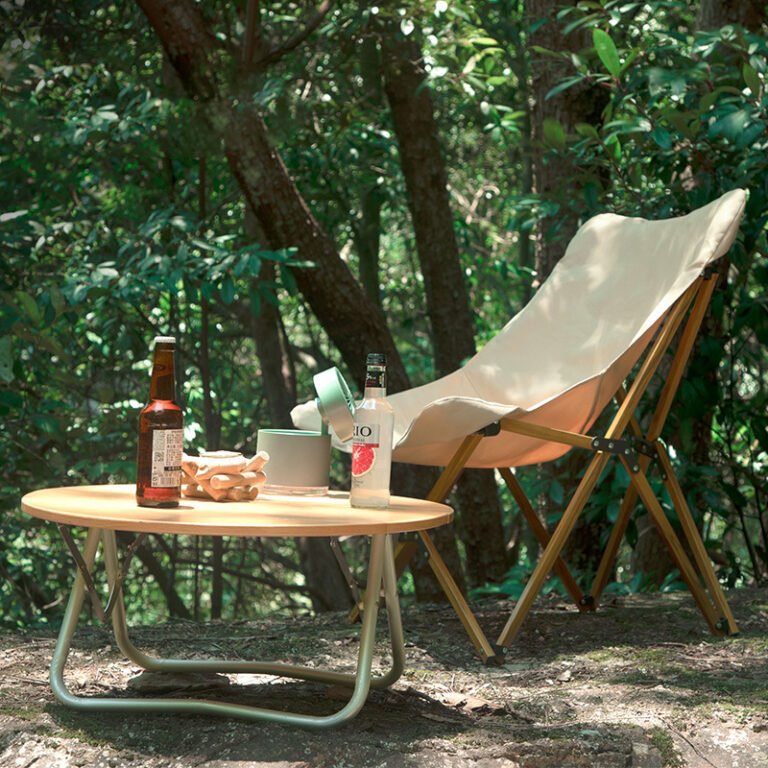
136, 335, 184, 508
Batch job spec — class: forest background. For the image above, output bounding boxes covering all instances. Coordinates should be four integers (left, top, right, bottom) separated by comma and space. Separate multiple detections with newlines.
0, 0, 766, 633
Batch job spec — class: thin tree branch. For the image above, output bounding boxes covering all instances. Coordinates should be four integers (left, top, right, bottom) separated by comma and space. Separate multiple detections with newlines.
253, 0, 331, 71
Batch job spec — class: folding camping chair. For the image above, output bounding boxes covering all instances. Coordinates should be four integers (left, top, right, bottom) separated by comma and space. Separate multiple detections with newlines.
293, 189, 746, 664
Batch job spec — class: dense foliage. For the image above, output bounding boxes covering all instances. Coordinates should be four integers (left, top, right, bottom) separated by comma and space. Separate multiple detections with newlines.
1, 0, 765, 630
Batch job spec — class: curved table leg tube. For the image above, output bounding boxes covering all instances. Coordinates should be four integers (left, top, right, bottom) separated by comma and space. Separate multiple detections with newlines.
102, 531, 403, 690
52, 530, 401, 728
375, 535, 406, 689
50, 528, 102, 706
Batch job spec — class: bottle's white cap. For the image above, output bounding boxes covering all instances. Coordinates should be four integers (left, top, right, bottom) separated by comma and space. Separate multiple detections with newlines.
154, 335, 176, 344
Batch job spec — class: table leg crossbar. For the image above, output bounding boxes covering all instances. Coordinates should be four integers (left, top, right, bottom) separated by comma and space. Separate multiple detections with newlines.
52, 528, 404, 728
56, 524, 146, 622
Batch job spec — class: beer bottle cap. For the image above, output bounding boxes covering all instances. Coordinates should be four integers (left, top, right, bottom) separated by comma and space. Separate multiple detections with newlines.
366, 353, 386, 366
154, 335, 176, 344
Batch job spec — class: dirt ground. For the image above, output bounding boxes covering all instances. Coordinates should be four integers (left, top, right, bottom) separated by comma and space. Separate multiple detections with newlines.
1, 587, 766, 768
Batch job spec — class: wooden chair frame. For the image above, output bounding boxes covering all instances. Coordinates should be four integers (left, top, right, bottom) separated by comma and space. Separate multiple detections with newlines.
384, 270, 739, 664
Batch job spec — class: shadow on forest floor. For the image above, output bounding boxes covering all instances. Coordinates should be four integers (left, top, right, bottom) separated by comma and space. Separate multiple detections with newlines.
1, 587, 767, 767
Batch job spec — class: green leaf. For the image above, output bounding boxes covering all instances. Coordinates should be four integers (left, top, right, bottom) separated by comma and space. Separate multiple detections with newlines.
468, 36, 500, 47
549, 480, 564, 505
562, 12, 602, 36
200, 281, 216, 301
0, 209, 29, 223
708, 109, 751, 142
279, 263, 298, 296
651, 126, 673, 149
543, 118, 566, 149
699, 90, 720, 112
0, 389, 23, 411
592, 29, 621, 78
620, 47, 641, 74
743, 64, 762, 98
736, 120, 765, 150
0, 337, 14, 383
48, 285, 66, 316
530, 45, 562, 59
545, 75, 587, 101
605, 134, 622, 161
31, 413, 61, 434
219, 276, 235, 305
575, 122, 599, 139
604, 117, 652, 134
15, 291, 41, 325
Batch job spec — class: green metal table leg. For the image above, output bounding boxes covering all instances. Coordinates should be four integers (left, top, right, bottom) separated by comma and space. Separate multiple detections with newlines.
375, 535, 405, 688
51, 530, 403, 729
50, 528, 102, 705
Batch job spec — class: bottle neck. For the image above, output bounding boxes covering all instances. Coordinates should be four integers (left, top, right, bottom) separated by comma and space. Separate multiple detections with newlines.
149, 345, 177, 401
363, 366, 387, 398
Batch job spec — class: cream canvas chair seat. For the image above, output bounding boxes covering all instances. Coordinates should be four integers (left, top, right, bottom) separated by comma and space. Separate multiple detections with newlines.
293, 189, 746, 663
388, 189, 745, 468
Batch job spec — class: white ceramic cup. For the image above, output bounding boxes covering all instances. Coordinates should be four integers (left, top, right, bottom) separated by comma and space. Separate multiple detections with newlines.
256, 429, 331, 495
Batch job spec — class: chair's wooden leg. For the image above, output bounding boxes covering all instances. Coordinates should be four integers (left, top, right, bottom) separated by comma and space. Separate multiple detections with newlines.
498, 467, 586, 611
623, 457, 720, 633
417, 529, 501, 664
496, 452, 611, 647
655, 445, 738, 635
417, 433, 505, 663
589, 484, 637, 607
393, 539, 420, 574
427, 434, 484, 503
589, 452, 654, 607
348, 433, 484, 625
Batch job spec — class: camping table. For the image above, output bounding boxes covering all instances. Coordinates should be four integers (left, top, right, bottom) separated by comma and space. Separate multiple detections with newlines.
20, 484, 452, 729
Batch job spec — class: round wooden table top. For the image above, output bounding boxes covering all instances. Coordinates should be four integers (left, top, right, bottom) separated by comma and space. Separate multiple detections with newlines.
21, 484, 453, 537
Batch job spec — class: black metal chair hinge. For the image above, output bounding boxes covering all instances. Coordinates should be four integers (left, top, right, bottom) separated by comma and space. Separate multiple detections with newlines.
476, 422, 501, 437
589, 436, 659, 474
590, 436, 639, 471
702, 262, 726, 281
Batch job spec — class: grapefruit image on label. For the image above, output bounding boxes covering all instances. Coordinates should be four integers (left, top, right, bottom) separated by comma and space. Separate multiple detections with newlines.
352, 443, 376, 477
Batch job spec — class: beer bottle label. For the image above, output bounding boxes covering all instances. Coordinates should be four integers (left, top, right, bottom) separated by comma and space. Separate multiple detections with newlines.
150, 429, 183, 487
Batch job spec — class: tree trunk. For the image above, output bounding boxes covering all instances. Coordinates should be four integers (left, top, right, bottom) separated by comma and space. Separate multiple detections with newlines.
630, 0, 766, 585
223, 106, 404, 388
356, 186, 384, 305
696, 0, 765, 30
379, 19, 508, 588
631, 512, 677, 588
135, 0, 404, 390
243, 208, 352, 612
379, 35, 475, 378
355, 32, 386, 306
526, 0, 612, 583
136, 0, 466, 603
245, 208, 297, 428
527, 0, 607, 281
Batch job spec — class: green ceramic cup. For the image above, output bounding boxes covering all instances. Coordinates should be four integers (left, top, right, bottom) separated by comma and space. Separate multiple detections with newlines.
256, 429, 332, 495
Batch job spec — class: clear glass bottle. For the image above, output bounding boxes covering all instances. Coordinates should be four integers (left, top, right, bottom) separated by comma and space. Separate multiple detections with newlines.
350, 353, 394, 508
136, 335, 184, 508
